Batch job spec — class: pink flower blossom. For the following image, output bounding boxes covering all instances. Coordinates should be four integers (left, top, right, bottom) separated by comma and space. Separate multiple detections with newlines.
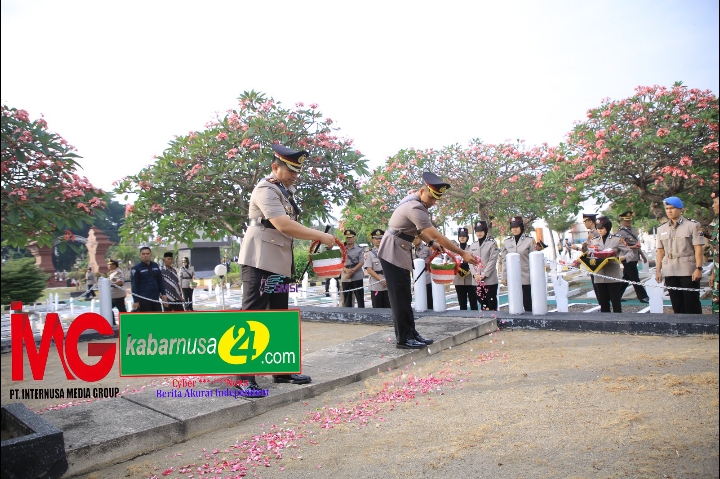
16, 109, 30, 122
216, 132, 228, 141
656, 128, 670, 137
125, 203, 135, 216
601, 109, 612, 117
501, 189, 508, 195
471, 186, 479, 192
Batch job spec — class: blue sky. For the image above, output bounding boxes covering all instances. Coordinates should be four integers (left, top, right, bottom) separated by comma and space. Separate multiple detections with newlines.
2, 0, 718, 194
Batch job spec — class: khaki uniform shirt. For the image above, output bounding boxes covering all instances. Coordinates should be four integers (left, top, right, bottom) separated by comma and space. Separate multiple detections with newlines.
657, 216, 706, 277
469, 237, 499, 285
238, 173, 298, 278
616, 226, 642, 262
343, 244, 365, 282
179, 266, 195, 288
581, 228, 601, 252
107, 269, 127, 299
378, 193, 433, 271
364, 248, 387, 292
500, 235, 535, 285
412, 243, 433, 285
453, 244, 476, 286
588, 234, 631, 283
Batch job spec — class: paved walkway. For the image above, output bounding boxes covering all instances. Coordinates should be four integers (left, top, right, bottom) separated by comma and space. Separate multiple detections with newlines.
3, 308, 718, 477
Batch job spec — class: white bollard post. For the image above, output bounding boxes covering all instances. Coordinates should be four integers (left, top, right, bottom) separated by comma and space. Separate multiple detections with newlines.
329, 278, 338, 307
302, 273, 309, 299
90, 299, 95, 313
215, 285, 221, 306
506, 253, 524, 315
54, 293, 59, 312
70, 300, 74, 315
98, 277, 113, 326
550, 273, 569, 313
645, 278, 664, 313
529, 252, 548, 315
292, 291, 298, 306
413, 258, 428, 312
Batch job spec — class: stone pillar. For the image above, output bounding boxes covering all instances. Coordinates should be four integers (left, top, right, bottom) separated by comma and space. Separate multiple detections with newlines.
27, 242, 59, 286
87, 227, 114, 275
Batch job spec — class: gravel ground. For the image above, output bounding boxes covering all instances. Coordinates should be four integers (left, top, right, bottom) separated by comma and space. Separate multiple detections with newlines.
86, 330, 719, 479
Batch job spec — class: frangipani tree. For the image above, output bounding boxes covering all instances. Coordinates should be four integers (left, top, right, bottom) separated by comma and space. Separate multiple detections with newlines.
564, 82, 718, 224
1, 105, 106, 247
116, 91, 368, 244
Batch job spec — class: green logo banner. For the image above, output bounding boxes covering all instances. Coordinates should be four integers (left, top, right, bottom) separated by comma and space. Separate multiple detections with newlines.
119, 310, 302, 376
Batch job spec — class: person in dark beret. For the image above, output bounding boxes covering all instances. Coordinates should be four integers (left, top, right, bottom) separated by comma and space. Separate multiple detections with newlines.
341, 229, 365, 308
378, 172, 479, 349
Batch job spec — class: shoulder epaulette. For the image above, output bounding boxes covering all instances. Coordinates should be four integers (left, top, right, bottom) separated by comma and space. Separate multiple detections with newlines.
687, 218, 699, 223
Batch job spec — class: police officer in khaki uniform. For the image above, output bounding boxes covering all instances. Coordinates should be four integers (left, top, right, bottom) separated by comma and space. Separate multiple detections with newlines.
365, 229, 390, 308
341, 229, 366, 308
378, 172, 479, 349
412, 236, 434, 308
590, 216, 631, 312
655, 196, 706, 314
453, 227, 478, 310
574, 212, 601, 299
500, 216, 536, 312
236, 144, 335, 390
616, 211, 649, 303
470, 220, 499, 311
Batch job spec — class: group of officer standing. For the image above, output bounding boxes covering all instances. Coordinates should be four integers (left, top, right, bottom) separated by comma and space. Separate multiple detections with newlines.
166, 143, 713, 391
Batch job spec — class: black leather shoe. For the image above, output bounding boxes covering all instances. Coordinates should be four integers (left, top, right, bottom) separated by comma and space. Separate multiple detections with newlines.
415, 335, 434, 345
396, 339, 427, 349
235, 381, 261, 392
639, 298, 650, 303
273, 374, 312, 385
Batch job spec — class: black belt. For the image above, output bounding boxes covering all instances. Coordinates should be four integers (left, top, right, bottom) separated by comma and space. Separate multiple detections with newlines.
387, 227, 415, 243
249, 218, 276, 229
374, 270, 384, 275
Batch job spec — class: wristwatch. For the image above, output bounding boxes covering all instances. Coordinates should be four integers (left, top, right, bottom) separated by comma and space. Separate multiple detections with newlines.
696, 266, 703, 271
428, 240, 435, 247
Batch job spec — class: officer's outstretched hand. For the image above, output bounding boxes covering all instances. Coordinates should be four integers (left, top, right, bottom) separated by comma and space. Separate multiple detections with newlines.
321, 233, 336, 249
655, 270, 662, 283
461, 251, 479, 266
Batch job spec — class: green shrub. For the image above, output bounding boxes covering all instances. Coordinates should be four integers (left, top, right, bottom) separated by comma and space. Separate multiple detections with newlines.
293, 248, 310, 281
1, 258, 49, 305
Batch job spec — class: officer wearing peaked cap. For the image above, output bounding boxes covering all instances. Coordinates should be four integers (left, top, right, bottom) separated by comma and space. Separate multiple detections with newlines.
616, 211, 649, 303
341, 229, 365, 308
365, 228, 390, 308
470, 220, 499, 311
236, 143, 336, 391
656, 197, 706, 314
453, 227, 479, 310
378, 171, 479, 349
572, 212, 601, 299
500, 216, 535, 313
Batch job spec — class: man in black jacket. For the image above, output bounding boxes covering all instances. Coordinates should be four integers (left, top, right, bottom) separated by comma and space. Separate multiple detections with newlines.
131, 247, 167, 311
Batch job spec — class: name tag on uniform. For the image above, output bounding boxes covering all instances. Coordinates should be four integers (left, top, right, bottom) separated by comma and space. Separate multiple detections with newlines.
660, 232, 668, 236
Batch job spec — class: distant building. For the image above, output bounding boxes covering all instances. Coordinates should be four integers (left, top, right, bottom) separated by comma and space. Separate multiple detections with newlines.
177, 237, 236, 279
